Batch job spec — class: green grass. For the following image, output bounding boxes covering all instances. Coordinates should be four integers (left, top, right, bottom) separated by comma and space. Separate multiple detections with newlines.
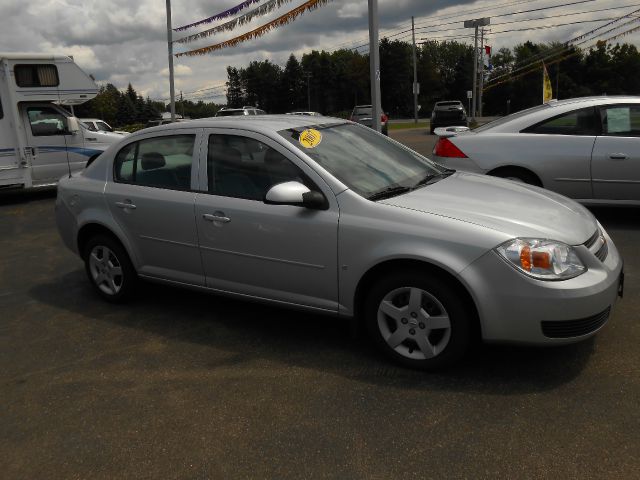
388, 121, 430, 131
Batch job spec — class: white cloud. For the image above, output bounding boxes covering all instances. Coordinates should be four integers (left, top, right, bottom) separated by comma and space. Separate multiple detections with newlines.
1, 0, 639, 103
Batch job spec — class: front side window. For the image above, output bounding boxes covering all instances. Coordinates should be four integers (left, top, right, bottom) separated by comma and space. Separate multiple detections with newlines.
27, 107, 67, 136
523, 107, 599, 135
279, 123, 445, 198
207, 134, 307, 201
113, 134, 195, 190
15, 64, 59, 87
82, 122, 97, 131
600, 105, 640, 137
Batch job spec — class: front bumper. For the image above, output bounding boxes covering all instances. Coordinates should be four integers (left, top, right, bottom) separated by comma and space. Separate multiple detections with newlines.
459, 227, 623, 345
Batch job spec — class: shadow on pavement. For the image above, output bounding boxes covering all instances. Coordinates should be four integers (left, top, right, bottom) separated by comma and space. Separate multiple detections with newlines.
29, 268, 596, 395
0, 188, 56, 206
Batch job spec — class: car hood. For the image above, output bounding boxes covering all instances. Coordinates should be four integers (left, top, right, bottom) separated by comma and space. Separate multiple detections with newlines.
380, 171, 597, 245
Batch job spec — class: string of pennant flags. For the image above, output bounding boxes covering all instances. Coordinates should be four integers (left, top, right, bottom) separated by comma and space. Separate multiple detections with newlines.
174, 0, 332, 57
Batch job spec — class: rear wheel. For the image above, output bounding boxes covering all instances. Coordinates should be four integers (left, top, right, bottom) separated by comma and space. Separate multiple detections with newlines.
83, 234, 136, 302
364, 271, 472, 370
490, 168, 542, 187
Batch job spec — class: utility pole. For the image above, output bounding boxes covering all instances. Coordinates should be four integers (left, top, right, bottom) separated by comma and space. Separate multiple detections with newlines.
180, 90, 185, 118
165, 0, 176, 121
411, 16, 418, 125
472, 24, 478, 120
479, 28, 485, 118
464, 17, 490, 122
368, 0, 381, 132
305, 72, 312, 111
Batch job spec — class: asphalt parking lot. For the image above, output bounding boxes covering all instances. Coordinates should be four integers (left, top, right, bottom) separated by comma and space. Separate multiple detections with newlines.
2, 130, 639, 479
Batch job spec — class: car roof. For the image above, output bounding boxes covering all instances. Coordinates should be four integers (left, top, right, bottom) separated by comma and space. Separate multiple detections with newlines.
476, 96, 640, 133
132, 115, 346, 137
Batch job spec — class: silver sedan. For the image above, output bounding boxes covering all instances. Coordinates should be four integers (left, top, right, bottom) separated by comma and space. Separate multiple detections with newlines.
432, 96, 640, 205
55, 116, 623, 369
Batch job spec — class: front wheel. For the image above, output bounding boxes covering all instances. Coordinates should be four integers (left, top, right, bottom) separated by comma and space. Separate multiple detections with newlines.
364, 271, 472, 370
83, 234, 136, 302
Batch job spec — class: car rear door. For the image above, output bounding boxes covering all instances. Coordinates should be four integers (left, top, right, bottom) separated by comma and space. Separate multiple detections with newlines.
104, 128, 205, 285
591, 104, 640, 201
194, 128, 340, 312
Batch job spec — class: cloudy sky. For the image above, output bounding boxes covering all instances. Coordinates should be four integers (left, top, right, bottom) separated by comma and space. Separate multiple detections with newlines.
1, 0, 638, 103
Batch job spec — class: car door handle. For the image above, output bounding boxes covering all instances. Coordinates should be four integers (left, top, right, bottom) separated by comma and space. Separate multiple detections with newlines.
609, 153, 627, 160
115, 201, 137, 210
203, 213, 231, 223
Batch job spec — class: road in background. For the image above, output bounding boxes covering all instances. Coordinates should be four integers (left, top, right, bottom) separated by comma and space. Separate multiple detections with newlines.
1, 139, 639, 479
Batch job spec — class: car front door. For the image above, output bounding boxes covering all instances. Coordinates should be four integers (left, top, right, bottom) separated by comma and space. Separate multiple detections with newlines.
591, 104, 640, 201
104, 129, 205, 285
194, 129, 340, 312
22, 104, 85, 183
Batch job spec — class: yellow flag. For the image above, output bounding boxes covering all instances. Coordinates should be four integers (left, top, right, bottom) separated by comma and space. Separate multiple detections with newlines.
543, 63, 553, 103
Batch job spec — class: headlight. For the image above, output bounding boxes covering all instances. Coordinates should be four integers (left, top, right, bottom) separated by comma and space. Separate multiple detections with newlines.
495, 238, 586, 280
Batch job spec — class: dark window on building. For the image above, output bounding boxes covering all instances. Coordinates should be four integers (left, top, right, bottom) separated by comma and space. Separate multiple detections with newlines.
15, 64, 59, 87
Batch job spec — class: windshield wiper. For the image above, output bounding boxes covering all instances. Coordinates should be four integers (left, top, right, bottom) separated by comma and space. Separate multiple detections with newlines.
367, 185, 412, 201
412, 169, 456, 189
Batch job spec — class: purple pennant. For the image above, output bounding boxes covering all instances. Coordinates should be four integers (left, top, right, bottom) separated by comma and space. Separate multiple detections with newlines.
175, 0, 264, 31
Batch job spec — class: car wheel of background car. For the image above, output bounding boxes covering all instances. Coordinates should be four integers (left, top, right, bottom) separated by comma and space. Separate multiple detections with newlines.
489, 167, 542, 187
364, 270, 472, 370
83, 234, 136, 303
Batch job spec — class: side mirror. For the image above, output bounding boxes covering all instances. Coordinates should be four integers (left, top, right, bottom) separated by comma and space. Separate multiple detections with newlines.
265, 181, 327, 209
66, 116, 80, 134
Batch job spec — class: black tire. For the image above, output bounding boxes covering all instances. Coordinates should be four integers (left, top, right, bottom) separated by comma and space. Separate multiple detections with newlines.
490, 168, 542, 187
364, 270, 473, 370
83, 234, 136, 303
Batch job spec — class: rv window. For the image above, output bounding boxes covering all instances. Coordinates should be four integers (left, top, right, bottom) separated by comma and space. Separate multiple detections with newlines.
27, 107, 67, 136
15, 64, 60, 88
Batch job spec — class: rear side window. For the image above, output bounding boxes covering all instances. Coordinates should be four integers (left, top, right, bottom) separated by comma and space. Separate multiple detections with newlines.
15, 64, 59, 87
114, 135, 195, 190
523, 107, 599, 136
600, 105, 640, 137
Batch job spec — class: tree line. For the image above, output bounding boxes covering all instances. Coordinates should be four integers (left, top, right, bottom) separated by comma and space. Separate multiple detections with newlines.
226, 39, 640, 117
77, 38, 640, 127
73, 83, 223, 128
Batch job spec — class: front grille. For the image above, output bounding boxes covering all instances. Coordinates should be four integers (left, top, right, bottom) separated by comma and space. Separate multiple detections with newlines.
541, 307, 611, 338
595, 241, 608, 261
583, 230, 599, 249
583, 229, 608, 262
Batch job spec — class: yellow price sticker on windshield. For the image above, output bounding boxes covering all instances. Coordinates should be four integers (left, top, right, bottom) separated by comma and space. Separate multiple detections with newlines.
299, 129, 322, 149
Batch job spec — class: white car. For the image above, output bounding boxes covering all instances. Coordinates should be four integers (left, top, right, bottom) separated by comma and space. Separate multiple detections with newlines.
80, 118, 128, 136
432, 96, 640, 205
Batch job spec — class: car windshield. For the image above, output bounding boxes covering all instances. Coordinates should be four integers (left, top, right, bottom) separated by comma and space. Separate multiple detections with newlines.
279, 123, 446, 198
353, 107, 372, 116
436, 102, 461, 107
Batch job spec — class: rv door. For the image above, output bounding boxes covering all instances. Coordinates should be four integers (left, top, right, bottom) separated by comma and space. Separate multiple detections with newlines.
21, 104, 86, 184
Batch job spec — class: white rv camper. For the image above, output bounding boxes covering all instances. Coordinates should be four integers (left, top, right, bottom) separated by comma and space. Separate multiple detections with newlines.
0, 53, 120, 189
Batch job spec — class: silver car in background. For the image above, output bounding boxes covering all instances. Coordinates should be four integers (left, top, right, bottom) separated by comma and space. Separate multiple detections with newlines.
432, 96, 640, 205
55, 116, 623, 369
